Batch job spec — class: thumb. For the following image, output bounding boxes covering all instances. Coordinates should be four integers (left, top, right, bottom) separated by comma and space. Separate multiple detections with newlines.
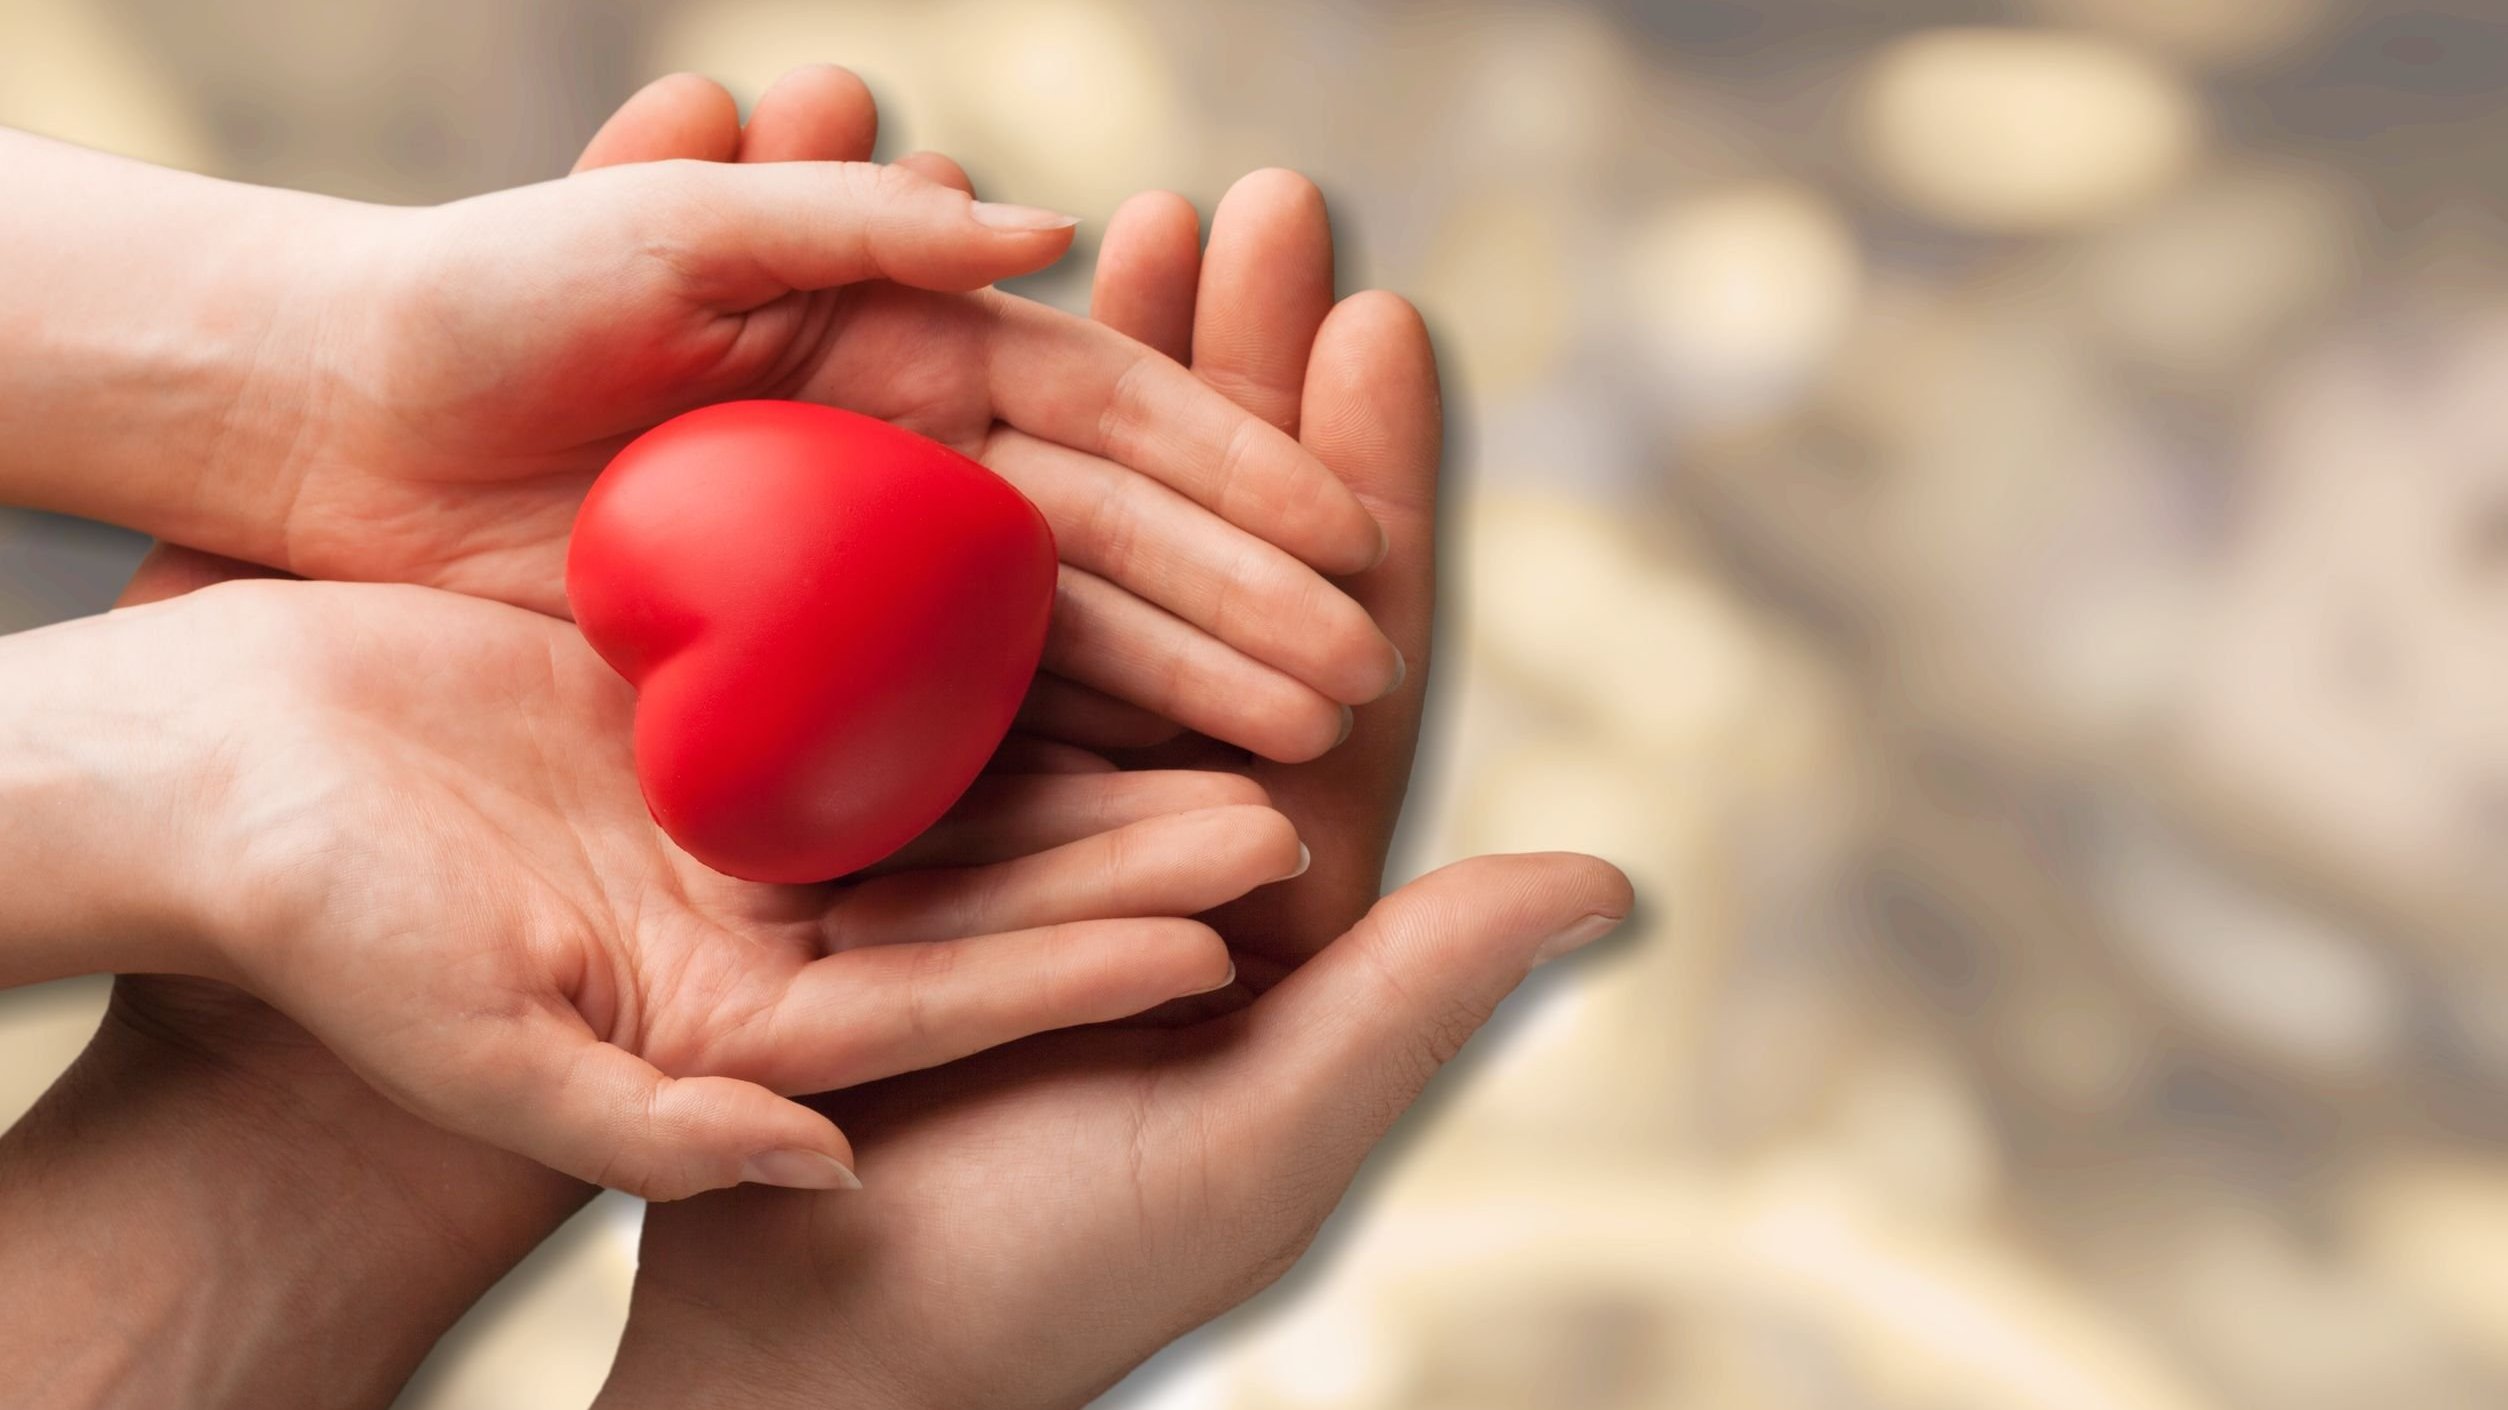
1229, 852, 1634, 1162
418, 1012, 861, 1202
631, 159, 1079, 306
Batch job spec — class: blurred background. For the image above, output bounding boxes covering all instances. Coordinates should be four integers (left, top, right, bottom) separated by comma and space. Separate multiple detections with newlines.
5, 0, 2508, 1405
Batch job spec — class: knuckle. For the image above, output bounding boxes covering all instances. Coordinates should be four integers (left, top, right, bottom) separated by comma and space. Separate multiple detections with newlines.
1084, 473, 1148, 580
836, 158, 893, 205
1095, 350, 1157, 462
1201, 539, 1263, 644
1097, 821, 1138, 900
901, 941, 961, 1044
1210, 415, 1262, 522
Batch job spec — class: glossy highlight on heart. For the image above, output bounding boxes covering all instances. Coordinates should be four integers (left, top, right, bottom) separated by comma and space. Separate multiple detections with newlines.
567, 401, 1057, 883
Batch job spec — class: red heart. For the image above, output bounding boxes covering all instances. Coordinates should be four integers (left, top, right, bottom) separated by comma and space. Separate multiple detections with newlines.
567, 401, 1056, 883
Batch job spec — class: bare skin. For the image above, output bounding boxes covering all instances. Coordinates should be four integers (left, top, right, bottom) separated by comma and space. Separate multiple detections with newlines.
0, 101, 1395, 763
595, 78, 1632, 1410
0, 69, 1628, 1410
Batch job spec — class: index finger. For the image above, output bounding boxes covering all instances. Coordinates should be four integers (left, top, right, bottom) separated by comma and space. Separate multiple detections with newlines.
980, 293, 1387, 576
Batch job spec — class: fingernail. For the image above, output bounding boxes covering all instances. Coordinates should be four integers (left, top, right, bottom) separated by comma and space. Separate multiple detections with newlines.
1369, 520, 1392, 569
1279, 842, 1312, 881
1190, 960, 1239, 995
1531, 913, 1625, 968
1379, 647, 1407, 700
740, 1149, 863, 1191
972, 201, 1082, 232
1332, 705, 1355, 749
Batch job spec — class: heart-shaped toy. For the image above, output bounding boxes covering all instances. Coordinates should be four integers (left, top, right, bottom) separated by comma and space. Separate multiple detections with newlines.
567, 401, 1057, 883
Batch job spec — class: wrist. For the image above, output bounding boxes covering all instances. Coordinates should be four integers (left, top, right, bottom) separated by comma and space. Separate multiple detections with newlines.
601, 1288, 1052, 1410
0, 131, 390, 565
0, 609, 234, 985
0, 976, 588, 1410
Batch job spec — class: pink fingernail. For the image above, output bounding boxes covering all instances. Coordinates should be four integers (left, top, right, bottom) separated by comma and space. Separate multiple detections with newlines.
972, 201, 1082, 232
740, 1149, 863, 1191
1531, 913, 1625, 968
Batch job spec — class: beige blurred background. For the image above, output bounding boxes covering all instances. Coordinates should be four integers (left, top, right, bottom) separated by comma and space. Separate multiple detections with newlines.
7, 0, 2508, 1405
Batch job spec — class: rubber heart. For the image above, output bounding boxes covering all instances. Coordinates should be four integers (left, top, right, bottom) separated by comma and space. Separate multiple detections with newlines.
567, 401, 1057, 884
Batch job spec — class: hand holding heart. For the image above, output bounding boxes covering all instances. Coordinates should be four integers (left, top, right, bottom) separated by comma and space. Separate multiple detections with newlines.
0, 79, 1410, 1198
592, 73, 1632, 1410
0, 574, 1317, 1199
0, 63, 1633, 1408
0, 67, 1403, 1207
283, 136, 1402, 760
0, 102, 1398, 764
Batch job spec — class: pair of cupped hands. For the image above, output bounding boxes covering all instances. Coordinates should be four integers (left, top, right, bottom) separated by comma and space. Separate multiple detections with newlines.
0, 65, 1629, 1407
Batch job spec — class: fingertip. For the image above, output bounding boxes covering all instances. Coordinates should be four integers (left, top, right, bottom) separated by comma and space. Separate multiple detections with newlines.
970, 200, 1083, 233
1151, 917, 1237, 997
1251, 697, 1353, 765
1193, 956, 1240, 996
1306, 500, 1394, 578
1051, 914, 1237, 1014
1423, 851, 1640, 940
769, 60, 873, 97
1330, 288, 1434, 347
739, 1145, 864, 1192
1322, 616, 1405, 706
1481, 850, 1635, 921
1110, 188, 1201, 241
536, 1053, 860, 1202
1197, 802, 1305, 884
1565, 852, 1639, 924
1216, 167, 1328, 228
1093, 191, 1202, 359
738, 63, 879, 162
576, 71, 742, 172
682, 1075, 859, 1194
647, 70, 743, 117
1310, 291, 1439, 408
1261, 810, 1309, 882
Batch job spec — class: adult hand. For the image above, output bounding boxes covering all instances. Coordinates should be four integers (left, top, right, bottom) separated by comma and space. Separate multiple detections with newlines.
4, 570, 1304, 1199
0, 79, 1398, 764
0, 77, 1294, 1410
597, 167, 1632, 1409
0, 971, 586, 1410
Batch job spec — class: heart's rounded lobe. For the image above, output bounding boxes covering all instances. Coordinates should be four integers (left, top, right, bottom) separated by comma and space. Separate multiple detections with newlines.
567, 401, 1055, 883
